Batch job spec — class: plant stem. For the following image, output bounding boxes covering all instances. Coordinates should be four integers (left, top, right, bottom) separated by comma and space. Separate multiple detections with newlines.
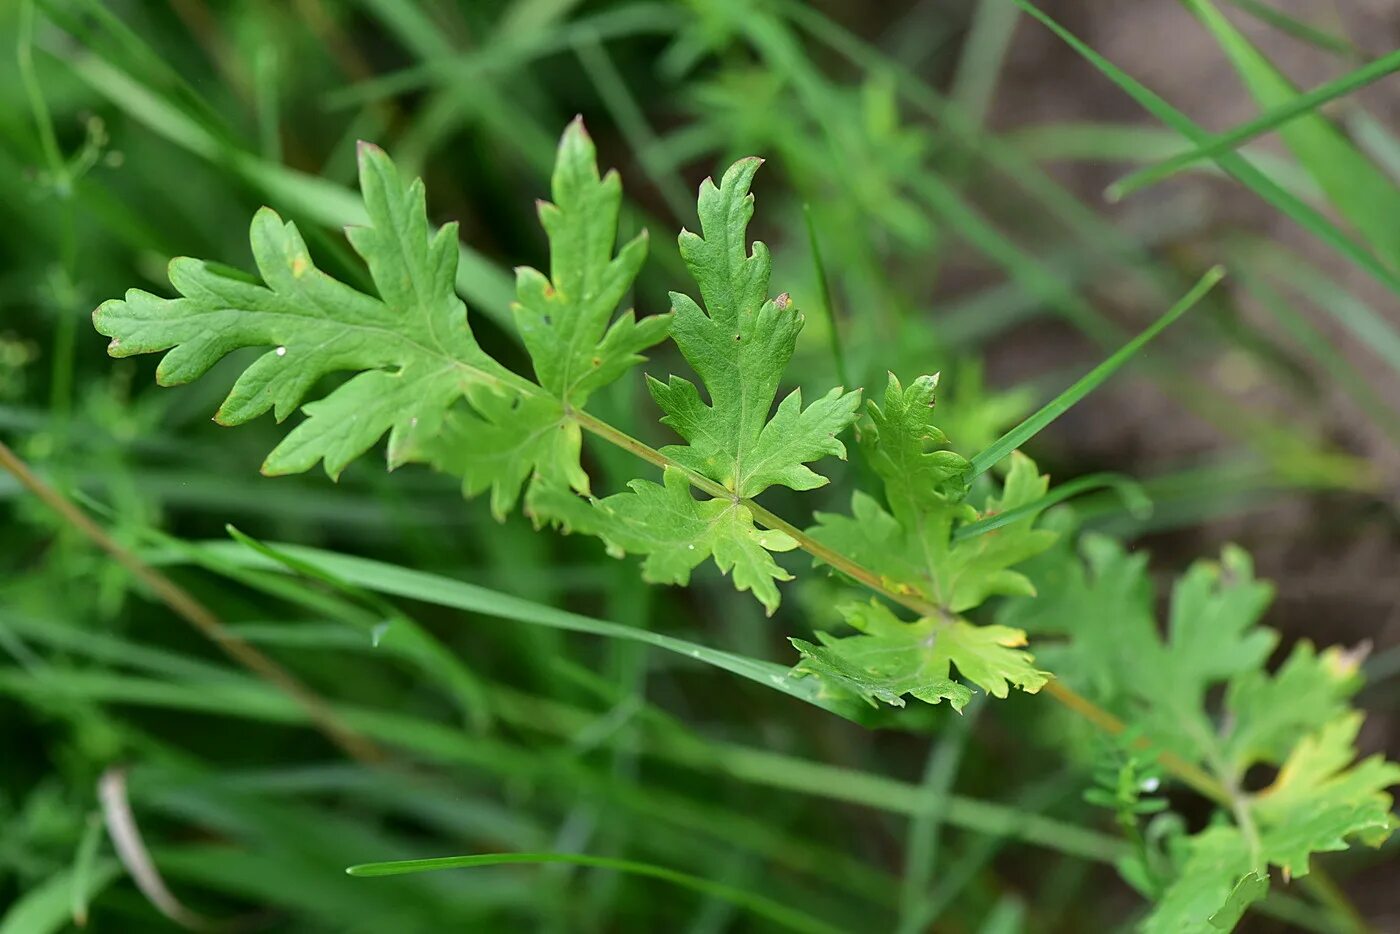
571, 394, 1231, 805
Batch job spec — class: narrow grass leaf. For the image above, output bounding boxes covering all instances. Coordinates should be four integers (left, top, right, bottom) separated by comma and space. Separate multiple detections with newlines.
967, 267, 1224, 478
346, 852, 844, 934
1011, 0, 1400, 298
953, 472, 1151, 541
168, 540, 862, 718
1110, 47, 1400, 198
1181, 0, 1400, 265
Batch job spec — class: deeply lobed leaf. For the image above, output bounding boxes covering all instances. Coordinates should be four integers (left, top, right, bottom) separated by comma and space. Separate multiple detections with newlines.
792, 599, 1049, 712
647, 157, 861, 498
97, 122, 668, 520
564, 155, 860, 611
95, 142, 524, 479
416, 120, 670, 516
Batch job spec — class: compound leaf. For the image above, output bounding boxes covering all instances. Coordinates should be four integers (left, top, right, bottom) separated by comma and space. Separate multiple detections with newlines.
413, 121, 669, 514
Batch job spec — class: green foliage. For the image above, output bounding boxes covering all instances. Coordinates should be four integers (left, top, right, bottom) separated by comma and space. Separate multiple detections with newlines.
418, 120, 671, 517
62, 59, 1400, 929
791, 600, 1048, 712
593, 467, 799, 613
649, 158, 862, 499
810, 378, 1054, 610
578, 157, 861, 612
1006, 531, 1399, 929
94, 142, 526, 479
791, 375, 1056, 707
12, 2, 1400, 931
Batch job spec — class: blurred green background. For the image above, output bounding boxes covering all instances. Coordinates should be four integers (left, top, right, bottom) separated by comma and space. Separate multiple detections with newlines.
2, 0, 1398, 930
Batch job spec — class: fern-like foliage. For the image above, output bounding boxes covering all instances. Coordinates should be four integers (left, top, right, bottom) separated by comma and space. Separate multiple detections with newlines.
413, 119, 671, 517
649, 158, 861, 498
93, 121, 846, 614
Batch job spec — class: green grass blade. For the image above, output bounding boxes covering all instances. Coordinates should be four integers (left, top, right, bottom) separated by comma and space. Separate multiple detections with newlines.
69, 813, 105, 927
967, 267, 1224, 478
224, 526, 495, 733
801, 203, 851, 388
163, 540, 861, 718
1243, 238, 1400, 378
1222, 0, 1360, 59
952, 472, 1151, 540
573, 29, 691, 220
0, 862, 119, 934
346, 852, 844, 934
1011, 122, 1320, 197
1181, 0, 1400, 265
948, 0, 1020, 129
897, 705, 978, 934
1010, 0, 1400, 299
1109, 46, 1400, 199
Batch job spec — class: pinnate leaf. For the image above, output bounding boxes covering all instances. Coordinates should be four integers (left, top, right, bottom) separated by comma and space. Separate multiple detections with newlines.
1252, 712, 1400, 877
414, 121, 669, 514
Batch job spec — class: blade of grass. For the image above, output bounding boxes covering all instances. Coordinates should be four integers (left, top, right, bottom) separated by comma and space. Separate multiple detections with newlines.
1110, 46, 1400, 198
1240, 237, 1400, 379
323, 4, 683, 109
0, 439, 384, 763
897, 702, 979, 934
224, 525, 494, 733
0, 862, 119, 934
1010, 0, 1400, 299
1222, 0, 1360, 59
0, 665, 1125, 863
54, 46, 516, 326
346, 852, 844, 934
1180, 0, 1400, 265
573, 29, 691, 220
1011, 121, 1319, 196
947, 0, 1020, 129
801, 203, 851, 388
69, 812, 104, 927
968, 266, 1224, 478
953, 472, 1151, 540
1229, 259, 1400, 446
160, 538, 864, 719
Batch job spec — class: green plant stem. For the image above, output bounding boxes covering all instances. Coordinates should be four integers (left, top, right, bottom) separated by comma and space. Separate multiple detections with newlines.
571, 389, 1230, 807
968, 266, 1224, 478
